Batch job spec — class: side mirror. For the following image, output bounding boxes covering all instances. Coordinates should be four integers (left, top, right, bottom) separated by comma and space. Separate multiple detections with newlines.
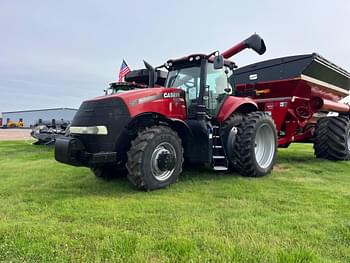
213, 55, 224, 69
244, 34, 266, 55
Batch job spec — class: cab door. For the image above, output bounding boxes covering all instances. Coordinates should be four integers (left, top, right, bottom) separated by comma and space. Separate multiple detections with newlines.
205, 64, 233, 116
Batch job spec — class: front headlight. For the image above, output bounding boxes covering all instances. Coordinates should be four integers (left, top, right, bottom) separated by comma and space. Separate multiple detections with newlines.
69, 126, 108, 135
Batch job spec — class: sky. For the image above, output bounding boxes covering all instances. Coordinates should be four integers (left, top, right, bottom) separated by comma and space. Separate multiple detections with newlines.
1, 0, 350, 112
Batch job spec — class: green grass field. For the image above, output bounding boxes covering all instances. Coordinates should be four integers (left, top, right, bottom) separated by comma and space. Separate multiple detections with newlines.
0, 141, 349, 262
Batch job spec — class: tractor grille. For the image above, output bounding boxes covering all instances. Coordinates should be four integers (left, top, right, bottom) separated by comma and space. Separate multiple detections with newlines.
71, 97, 131, 153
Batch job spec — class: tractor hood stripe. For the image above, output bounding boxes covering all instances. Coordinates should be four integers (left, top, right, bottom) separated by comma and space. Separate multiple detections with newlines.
129, 94, 164, 106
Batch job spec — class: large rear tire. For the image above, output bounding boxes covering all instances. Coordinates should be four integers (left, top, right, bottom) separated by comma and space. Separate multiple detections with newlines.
235, 112, 277, 177
221, 113, 243, 171
126, 126, 184, 190
313, 116, 350, 160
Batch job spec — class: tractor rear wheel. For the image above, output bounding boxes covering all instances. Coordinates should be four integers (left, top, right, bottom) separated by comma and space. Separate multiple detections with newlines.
126, 126, 184, 190
313, 116, 350, 160
235, 112, 277, 177
91, 165, 127, 180
221, 113, 243, 171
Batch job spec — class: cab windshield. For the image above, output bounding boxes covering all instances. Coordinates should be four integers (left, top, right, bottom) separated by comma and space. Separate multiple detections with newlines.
166, 66, 201, 103
166, 63, 232, 114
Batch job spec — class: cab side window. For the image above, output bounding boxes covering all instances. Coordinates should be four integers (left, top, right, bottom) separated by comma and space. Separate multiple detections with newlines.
206, 65, 232, 114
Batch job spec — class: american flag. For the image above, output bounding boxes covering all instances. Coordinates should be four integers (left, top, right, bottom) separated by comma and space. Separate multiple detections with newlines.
118, 59, 131, 82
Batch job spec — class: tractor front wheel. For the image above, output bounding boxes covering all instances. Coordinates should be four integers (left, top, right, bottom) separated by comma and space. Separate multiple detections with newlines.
126, 126, 184, 190
235, 112, 277, 177
314, 116, 350, 160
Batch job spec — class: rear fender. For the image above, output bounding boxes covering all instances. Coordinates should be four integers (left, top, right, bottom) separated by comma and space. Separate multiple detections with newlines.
217, 96, 258, 122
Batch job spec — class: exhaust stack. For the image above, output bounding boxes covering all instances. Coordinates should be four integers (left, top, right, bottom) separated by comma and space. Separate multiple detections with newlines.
221, 34, 266, 59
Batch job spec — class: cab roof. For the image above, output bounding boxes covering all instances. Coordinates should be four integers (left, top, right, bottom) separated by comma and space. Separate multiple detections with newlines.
166, 53, 235, 69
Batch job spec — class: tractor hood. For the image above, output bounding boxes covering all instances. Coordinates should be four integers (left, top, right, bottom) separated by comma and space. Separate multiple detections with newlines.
84, 87, 187, 120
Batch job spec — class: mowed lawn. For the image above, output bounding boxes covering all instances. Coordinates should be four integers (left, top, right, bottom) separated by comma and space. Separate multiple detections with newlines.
0, 141, 349, 262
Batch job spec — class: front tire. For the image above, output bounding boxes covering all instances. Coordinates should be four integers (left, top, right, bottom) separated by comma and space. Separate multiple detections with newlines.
313, 116, 350, 160
126, 126, 184, 190
235, 112, 277, 177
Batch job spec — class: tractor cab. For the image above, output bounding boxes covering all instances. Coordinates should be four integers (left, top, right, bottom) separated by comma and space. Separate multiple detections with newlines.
165, 54, 236, 118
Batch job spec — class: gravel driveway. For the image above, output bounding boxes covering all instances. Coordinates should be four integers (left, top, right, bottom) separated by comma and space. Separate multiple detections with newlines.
0, 129, 32, 141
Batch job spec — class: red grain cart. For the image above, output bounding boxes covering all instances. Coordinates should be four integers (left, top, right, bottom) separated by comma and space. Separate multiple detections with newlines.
234, 54, 350, 151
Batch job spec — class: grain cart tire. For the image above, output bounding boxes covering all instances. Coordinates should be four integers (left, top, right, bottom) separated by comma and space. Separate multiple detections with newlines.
235, 112, 277, 177
126, 126, 184, 190
314, 116, 350, 160
313, 117, 330, 159
221, 113, 243, 171
91, 165, 127, 180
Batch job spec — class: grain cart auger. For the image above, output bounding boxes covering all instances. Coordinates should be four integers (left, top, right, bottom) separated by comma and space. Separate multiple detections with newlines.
55, 34, 350, 190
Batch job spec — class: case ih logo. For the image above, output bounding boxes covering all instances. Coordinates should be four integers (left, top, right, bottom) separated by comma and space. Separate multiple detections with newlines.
163, 92, 181, 98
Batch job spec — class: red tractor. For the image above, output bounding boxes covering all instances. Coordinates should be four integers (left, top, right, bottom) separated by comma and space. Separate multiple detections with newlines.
55, 34, 350, 190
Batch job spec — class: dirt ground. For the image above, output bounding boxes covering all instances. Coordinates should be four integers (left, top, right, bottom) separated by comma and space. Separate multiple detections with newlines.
0, 129, 32, 141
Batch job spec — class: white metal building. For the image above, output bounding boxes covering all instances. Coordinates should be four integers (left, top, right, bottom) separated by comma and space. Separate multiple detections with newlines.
1, 108, 77, 128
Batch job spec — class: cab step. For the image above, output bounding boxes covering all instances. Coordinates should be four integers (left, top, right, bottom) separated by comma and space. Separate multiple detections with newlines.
211, 125, 229, 171
213, 165, 228, 171
212, 145, 223, 149
213, 155, 225, 159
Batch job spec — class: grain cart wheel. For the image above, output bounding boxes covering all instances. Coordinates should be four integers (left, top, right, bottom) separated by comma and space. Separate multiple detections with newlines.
235, 112, 277, 177
91, 165, 127, 180
221, 113, 243, 171
126, 126, 184, 190
314, 116, 350, 160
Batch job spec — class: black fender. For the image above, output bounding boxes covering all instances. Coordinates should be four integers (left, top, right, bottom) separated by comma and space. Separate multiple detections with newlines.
168, 118, 193, 137
127, 112, 193, 147
226, 125, 238, 164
